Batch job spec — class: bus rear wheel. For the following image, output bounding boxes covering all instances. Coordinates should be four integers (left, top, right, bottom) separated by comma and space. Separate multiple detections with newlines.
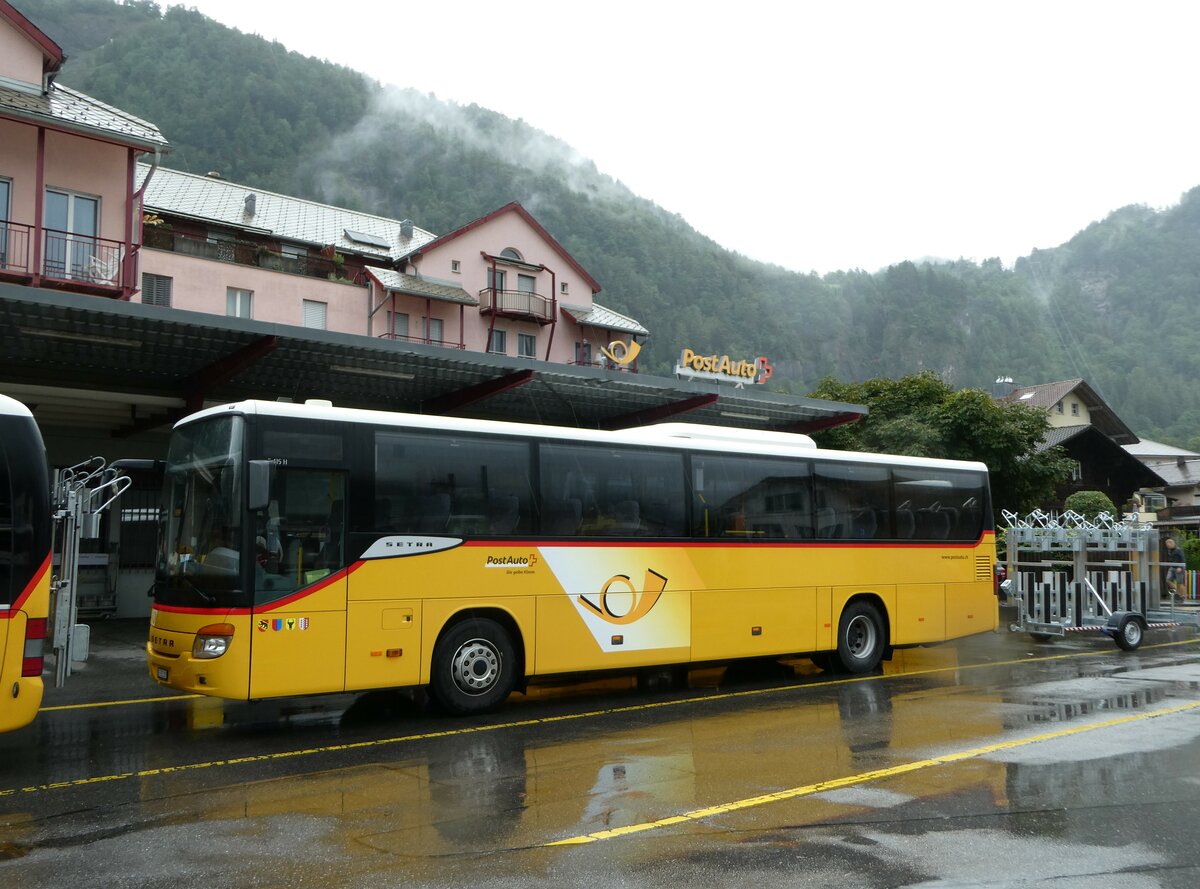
834, 601, 885, 674
430, 618, 516, 715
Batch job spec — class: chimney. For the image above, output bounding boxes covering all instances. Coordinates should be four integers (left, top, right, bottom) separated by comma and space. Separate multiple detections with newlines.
400, 219, 414, 240
243, 193, 256, 216
205, 171, 223, 179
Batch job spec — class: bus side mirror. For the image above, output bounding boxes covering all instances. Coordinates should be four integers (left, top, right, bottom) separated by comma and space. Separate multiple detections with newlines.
248, 460, 273, 511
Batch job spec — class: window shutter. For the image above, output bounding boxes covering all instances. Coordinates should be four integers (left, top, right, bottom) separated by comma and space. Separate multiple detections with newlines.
303, 300, 327, 329
141, 273, 172, 307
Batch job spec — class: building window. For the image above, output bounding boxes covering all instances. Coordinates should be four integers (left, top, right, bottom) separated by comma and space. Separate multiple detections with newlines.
518, 273, 536, 293
518, 333, 536, 358
0, 178, 11, 268
575, 341, 592, 366
1055, 401, 1063, 414
1071, 402, 1080, 416
303, 299, 327, 330
489, 329, 507, 354
141, 273, 172, 307
1070, 461, 1083, 482
487, 268, 506, 291
423, 317, 444, 344
560, 281, 569, 295
226, 287, 253, 318
499, 247, 523, 261
451, 260, 460, 273
43, 187, 99, 279
386, 311, 409, 339
281, 243, 308, 274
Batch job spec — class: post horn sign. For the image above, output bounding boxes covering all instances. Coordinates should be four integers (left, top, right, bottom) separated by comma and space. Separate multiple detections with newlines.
674, 348, 774, 385
599, 339, 641, 366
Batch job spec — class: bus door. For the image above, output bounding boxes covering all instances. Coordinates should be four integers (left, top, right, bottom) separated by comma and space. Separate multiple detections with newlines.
249, 468, 348, 698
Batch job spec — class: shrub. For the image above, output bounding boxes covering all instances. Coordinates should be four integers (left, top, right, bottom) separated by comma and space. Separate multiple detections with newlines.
1063, 490, 1117, 522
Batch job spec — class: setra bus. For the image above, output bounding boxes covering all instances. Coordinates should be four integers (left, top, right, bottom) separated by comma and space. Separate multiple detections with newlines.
0, 394, 52, 732
147, 400, 998, 714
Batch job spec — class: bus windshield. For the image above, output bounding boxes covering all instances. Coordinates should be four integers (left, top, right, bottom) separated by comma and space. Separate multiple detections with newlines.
155, 415, 249, 609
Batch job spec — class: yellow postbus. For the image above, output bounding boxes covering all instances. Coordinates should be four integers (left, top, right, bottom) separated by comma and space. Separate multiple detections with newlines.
147, 400, 998, 714
0, 394, 52, 733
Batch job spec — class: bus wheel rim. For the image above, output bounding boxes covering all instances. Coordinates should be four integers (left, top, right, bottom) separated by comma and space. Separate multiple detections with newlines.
451, 638, 501, 695
846, 615, 876, 659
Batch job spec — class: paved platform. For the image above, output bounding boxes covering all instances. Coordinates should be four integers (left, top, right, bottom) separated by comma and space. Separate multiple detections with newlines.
42, 618, 156, 707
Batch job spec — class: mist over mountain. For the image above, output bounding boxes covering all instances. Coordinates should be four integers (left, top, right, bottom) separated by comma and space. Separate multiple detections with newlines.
18, 0, 1200, 446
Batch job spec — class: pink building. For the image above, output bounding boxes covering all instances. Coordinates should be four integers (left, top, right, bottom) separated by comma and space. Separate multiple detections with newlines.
0, 0, 167, 300
137, 166, 648, 370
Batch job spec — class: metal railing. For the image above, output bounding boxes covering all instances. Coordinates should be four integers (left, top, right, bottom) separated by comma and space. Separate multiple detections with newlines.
0, 221, 127, 290
479, 287, 555, 322
376, 331, 465, 349
144, 227, 355, 282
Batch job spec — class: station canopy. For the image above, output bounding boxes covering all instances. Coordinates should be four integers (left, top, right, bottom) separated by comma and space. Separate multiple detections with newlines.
0, 284, 866, 439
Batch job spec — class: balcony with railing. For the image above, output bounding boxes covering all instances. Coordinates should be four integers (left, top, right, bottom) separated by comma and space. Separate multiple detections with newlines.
0, 221, 129, 295
479, 287, 556, 324
142, 226, 357, 282
376, 331, 466, 349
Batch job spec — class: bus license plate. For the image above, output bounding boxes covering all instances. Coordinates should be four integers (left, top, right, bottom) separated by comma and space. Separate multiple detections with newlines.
156, 667, 168, 681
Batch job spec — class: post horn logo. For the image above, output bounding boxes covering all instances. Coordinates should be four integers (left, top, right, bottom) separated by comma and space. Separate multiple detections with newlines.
599, 339, 641, 366
578, 569, 667, 625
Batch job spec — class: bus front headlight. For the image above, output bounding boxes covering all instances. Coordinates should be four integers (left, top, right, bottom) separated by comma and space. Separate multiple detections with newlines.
193, 623, 235, 659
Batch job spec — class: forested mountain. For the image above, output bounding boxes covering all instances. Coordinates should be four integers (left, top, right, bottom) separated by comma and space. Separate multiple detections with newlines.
16, 0, 1200, 446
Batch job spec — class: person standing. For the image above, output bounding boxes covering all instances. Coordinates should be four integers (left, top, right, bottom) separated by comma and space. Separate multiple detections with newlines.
1164, 535, 1187, 599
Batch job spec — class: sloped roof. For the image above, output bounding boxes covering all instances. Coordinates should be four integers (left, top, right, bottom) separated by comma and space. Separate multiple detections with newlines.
561, 303, 649, 336
140, 165, 436, 260
1038, 424, 1090, 450
401, 201, 603, 294
1037, 424, 1167, 488
1005, 378, 1138, 444
365, 267, 477, 306
0, 0, 63, 76
0, 81, 166, 150
1135, 458, 1200, 489
1123, 438, 1200, 458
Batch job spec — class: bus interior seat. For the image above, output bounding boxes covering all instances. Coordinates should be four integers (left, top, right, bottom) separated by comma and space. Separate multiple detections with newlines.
609, 499, 641, 532
542, 498, 582, 535
816, 506, 840, 538
487, 495, 521, 534
895, 506, 915, 538
318, 501, 344, 567
850, 508, 877, 539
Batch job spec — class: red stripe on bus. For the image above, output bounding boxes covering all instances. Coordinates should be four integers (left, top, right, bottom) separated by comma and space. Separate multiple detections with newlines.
458, 537, 991, 550
254, 562, 363, 613
0, 551, 51, 619
152, 562, 365, 616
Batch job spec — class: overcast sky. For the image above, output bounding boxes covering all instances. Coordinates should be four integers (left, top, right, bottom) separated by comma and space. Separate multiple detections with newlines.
178, 0, 1200, 274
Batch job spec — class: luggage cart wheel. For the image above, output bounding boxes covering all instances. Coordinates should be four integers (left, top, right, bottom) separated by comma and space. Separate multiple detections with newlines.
1106, 612, 1146, 652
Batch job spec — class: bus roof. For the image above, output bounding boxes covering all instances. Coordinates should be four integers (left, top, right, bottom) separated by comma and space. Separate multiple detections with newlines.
0, 393, 34, 419
176, 399, 989, 474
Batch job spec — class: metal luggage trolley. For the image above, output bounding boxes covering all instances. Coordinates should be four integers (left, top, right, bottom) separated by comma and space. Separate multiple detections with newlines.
1002, 509, 1196, 650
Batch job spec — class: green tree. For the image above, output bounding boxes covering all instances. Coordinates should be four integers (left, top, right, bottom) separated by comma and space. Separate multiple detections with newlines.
809, 372, 1074, 516
1062, 490, 1118, 522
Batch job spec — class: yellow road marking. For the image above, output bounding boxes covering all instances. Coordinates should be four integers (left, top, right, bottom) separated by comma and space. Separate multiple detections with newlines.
39, 694, 202, 712
10, 636, 1198, 799
546, 698, 1200, 845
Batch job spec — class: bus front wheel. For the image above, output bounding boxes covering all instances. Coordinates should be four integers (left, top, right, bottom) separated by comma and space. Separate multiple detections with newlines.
430, 618, 516, 715
834, 601, 885, 674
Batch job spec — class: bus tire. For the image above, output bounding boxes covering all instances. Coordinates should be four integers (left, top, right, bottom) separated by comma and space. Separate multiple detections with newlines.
430, 618, 516, 715
834, 601, 885, 674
